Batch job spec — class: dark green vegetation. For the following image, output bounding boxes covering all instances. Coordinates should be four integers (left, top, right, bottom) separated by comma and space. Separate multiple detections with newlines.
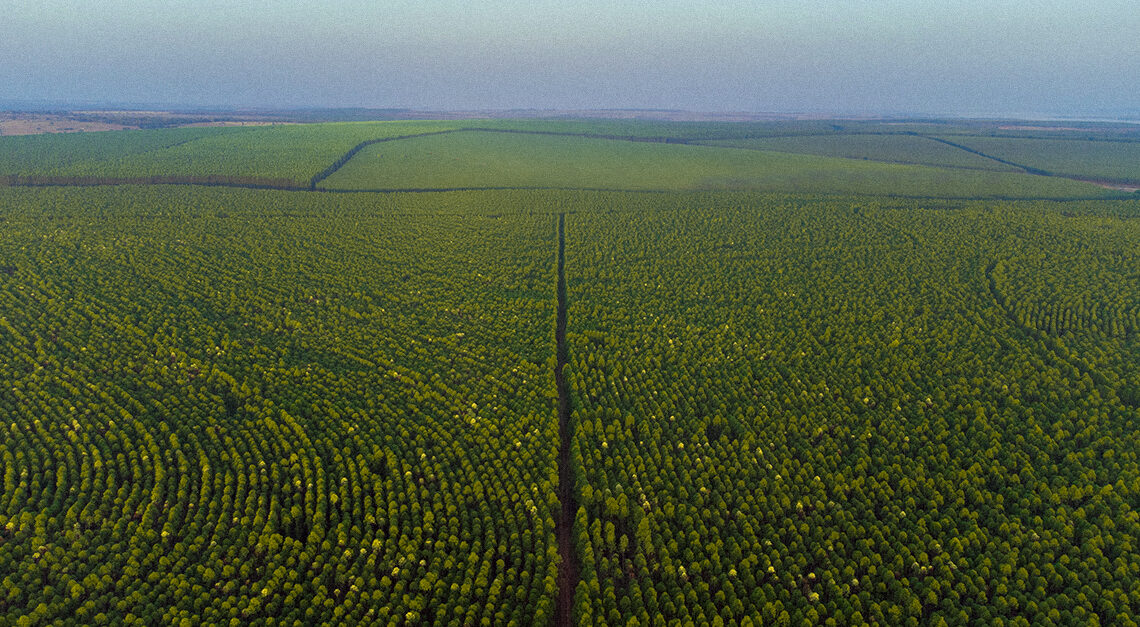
1, 119, 1139, 625
564, 196, 1140, 626
0, 187, 561, 625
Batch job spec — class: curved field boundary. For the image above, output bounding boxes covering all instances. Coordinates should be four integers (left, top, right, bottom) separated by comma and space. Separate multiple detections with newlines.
2, 128, 1137, 199
306, 129, 464, 189
305, 127, 699, 191
307, 127, 699, 191
984, 258, 1114, 389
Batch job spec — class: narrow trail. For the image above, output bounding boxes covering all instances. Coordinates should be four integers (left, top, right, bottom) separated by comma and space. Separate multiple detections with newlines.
918, 135, 1051, 175
4, 127, 1136, 197
920, 135, 1140, 191
307, 129, 463, 189
554, 212, 578, 627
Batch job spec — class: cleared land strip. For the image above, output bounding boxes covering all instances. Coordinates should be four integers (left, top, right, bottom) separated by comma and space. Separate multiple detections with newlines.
2, 128, 1135, 198
306, 129, 464, 189
918, 135, 1052, 175
554, 212, 579, 627
0, 128, 681, 192
920, 135, 1140, 191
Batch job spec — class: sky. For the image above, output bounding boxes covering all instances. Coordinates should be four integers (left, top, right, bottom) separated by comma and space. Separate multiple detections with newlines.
2, 0, 1139, 117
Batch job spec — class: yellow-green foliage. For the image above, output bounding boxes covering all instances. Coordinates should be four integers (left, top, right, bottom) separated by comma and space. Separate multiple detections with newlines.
0, 186, 558, 625
564, 195, 1140, 625
319, 129, 1108, 198
936, 135, 1140, 183
1, 132, 1138, 626
0, 127, 241, 175
700, 133, 1019, 171
40, 122, 459, 186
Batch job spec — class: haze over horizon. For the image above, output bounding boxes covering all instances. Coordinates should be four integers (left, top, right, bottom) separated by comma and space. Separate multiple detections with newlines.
3, 0, 1138, 118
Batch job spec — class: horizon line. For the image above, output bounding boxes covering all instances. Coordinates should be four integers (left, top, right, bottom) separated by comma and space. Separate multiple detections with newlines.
2, 102, 1139, 125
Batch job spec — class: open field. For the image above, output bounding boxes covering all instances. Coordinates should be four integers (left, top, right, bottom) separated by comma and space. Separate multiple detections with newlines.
698, 133, 1020, 171
31, 121, 459, 187
0, 127, 242, 175
1, 120, 1139, 625
935, 135, 1140, 184
3, 118, 1134, 197
319, 129, 1107, 198
0, 112, 133, 136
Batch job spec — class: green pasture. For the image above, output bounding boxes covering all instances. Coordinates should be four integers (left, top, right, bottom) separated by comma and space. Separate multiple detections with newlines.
935, 135, 1140, 183
319, 129, 1107, 198
0, 126, 240, 175
18, 121, 459, 185
700, 133, 1018, 171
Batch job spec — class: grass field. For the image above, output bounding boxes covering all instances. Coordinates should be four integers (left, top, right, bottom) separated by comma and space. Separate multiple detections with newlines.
699, 133, 1019, 171
4, 120, 1135, 197
14, 121, 460, 186
318, 129, 1107, 197
935, 135, 1140, 183
0, 126, 242, 175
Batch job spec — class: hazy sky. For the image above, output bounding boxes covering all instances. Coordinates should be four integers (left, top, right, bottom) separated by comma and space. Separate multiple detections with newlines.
2, 0, 1138, 116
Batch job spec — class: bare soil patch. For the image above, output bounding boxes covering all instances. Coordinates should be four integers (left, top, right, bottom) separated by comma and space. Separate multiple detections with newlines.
181, 121, 295, 128
0, 113, 131, 136
1, 110, 298, 136
1082, 179, 1140, 192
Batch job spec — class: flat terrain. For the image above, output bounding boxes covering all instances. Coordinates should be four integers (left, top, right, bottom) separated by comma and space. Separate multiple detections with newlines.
0, 110, 322, 135
567, 196, 1140, 625
319, 129, 1105, 197
934, 135, 1140, 184
0, 112, 132, 135
0, 126, 242, 175
0, 121, 459, 186
698, 133, 1020, 171
0, 118, 1138, 625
